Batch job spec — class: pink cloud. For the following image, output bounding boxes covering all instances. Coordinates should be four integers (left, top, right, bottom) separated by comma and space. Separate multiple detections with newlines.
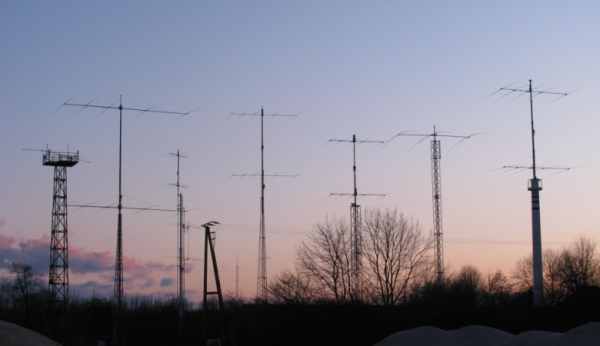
0, 218, 5, 228
0, 233, 16, 248
1, 234, 181, 296
70, 247, 114, 274
0, 234, 50, 272
18, 234, 50, 252
122, 256, 176, 279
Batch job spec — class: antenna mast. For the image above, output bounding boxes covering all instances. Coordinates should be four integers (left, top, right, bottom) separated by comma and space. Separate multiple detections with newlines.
230, 107, 299, 302
329, 134, 385, 301
170, 150, 187, 339
498, 80, 572, 307
388, 127, 473, 283
62, 96, 189, 346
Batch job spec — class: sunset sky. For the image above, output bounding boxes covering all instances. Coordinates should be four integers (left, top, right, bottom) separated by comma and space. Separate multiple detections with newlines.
1, 1, 599, 303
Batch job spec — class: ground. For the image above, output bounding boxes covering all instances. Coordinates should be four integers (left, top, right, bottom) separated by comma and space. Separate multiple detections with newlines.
0, 320, 61, 346
375, 322, 600, 346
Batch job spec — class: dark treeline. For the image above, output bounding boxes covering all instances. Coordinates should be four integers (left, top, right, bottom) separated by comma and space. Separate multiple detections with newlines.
1, 208, 600, 345
1, 285, 599, 346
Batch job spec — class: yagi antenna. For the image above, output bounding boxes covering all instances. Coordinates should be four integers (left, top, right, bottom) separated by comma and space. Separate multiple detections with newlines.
495, 79, 575, 308
328, 134, 386, 301
61, 95, 190, 346
230, 107, 299, 302
384, 126, 476, 284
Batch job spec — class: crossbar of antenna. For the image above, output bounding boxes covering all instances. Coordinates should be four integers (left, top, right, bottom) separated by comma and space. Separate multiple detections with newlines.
503, 165, 571, 171
68, 205, 176, 212
396, 133, 471, 139
499, 87, 568, 96
231, 111, 299, 118
231, 173, 299, 178
329, 139, 385, 144
64, 102, 189, 115
330, 193, 386, 197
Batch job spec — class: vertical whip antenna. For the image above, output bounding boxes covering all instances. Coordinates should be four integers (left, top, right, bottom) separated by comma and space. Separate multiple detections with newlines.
230, 107, 299, 302
386, 127, 474, 283
497, 80, 573, 307
62, 96, 189, 346
236, 253, 239, 297
329, 134, 385, 301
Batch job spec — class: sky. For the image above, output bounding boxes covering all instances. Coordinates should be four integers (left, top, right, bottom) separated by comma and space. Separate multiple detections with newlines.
1, 1, 599, 303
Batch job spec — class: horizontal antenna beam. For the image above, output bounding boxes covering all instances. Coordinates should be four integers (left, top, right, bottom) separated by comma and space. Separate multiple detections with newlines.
68, 205, 176, 212
394, 133, 472, 139
502, 165, 572, 171
330, 193, 386, 197
63, 102, 189, 115
329, 139, 384, 144
230, 173, 299, 178
499, 87, 569, 96
230, 111, 299, 118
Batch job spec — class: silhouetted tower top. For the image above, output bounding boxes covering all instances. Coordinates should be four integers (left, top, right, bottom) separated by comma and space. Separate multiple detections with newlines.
43, 150, 79, 167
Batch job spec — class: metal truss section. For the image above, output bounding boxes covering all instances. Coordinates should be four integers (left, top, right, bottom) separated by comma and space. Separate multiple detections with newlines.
350, 203, 362, 300
431, 139, 444, 283
49, 165, 69, 307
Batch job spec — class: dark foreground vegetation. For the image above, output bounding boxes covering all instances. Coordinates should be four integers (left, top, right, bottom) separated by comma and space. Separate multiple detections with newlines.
2, 209, 599, 345
1, 278, 599, 346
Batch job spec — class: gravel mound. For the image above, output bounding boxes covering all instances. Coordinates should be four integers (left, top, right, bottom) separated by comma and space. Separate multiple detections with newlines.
0, 320, 61, 346
375, 322, 600, 346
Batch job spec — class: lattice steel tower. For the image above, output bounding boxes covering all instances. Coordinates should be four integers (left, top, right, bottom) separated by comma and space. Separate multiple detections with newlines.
388, 127, 472, 283
430, 132, 444, 283
43, 149, 79, 308
329, 134, 385, 300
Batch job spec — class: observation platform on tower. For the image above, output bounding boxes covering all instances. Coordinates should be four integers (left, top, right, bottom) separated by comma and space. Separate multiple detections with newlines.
43, 150, 79, 167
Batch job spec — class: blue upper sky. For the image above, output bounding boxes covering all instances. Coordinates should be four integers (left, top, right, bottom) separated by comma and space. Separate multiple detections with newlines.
1, 1, 599, 300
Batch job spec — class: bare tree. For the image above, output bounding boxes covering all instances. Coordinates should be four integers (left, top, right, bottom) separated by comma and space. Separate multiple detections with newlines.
268, 269, 317, 304
512, 248, 566, 305
452, 265, 483, 292
558, 235, 600, 294
362, 208, 431, 305
0, 262, 47, 320
482, 269, 511, 307
511, 236, 600, 305
450, 265, 483, 307
295, 216, 352, 304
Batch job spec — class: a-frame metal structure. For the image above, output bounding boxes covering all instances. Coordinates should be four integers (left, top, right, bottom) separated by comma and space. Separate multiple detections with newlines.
202, 221, 228, 345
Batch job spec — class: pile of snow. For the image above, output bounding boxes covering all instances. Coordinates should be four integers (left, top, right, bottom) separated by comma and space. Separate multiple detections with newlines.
0, 320, 61, 346
375, 322, 600, 346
